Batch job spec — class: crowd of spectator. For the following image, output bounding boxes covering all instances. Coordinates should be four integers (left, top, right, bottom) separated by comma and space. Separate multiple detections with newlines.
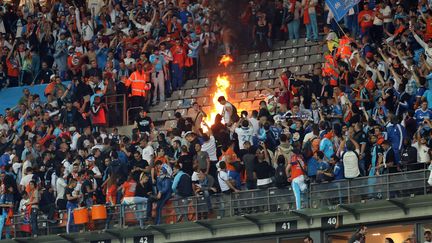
0, 0, 432, 240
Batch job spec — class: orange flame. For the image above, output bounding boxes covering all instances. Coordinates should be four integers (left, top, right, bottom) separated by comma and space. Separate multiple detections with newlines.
219, 55, 234, 67
204, 74, 230, 129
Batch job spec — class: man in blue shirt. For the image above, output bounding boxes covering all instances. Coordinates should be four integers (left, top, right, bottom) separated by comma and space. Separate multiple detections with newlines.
386, 116, 406, 164
149, 48, 166, 105
315, 151, 330, 183
178, 2, 192, 25
415, 101, 432, 125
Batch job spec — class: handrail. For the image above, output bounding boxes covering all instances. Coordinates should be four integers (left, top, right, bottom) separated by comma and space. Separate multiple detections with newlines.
104, 93, 127, 126
5, 169, 431, 238
126, 106, 144, 125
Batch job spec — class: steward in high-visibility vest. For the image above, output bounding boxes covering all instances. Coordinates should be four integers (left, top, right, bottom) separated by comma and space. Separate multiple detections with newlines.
336, 35, 352, 60
125, 62, 152, 97
322, 54, 339, 87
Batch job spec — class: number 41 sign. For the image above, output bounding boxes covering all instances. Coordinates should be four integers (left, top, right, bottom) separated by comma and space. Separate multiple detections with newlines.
275, 220, 298, 232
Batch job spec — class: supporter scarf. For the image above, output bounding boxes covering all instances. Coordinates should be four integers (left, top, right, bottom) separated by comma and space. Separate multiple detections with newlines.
303, 0, 311, 25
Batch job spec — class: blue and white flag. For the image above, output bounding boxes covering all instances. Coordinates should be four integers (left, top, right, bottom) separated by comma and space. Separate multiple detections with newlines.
326, 0, 361, 22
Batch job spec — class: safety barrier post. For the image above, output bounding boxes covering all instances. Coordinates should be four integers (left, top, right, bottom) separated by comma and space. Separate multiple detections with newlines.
347, 179, 351, 204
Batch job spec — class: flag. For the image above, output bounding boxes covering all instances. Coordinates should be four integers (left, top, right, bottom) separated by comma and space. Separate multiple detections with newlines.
326, 0, 361, 22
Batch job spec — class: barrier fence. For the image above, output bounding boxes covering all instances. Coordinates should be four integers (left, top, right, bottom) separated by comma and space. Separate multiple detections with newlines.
5, 169, 431, 238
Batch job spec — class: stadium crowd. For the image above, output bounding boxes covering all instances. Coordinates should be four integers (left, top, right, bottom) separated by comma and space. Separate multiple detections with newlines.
0, 0, 432, 240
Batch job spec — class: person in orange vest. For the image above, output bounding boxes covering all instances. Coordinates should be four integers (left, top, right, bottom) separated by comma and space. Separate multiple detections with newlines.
125, 61, 153, 111
336, 33, 352, 61
322, 55, 339, 87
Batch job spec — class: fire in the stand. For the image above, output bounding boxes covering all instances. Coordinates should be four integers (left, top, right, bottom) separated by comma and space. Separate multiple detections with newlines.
204, 74, 230, 128
219, 54, 234, 67
202, 55, 233, 131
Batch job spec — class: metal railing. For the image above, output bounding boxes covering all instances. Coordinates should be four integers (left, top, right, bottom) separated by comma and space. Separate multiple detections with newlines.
5, 169, 431, 238
104, 94, 127, 127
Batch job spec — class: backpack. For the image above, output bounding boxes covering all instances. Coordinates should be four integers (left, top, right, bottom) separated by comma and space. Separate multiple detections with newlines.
228, 102, 240, 123
273, 163, 288, 188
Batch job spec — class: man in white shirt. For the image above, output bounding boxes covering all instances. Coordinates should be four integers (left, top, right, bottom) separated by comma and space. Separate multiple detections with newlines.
217, 96, 233, 125
217, 160, 239, 220
140, 138, 155, 165
70, 127, 81, 151
249, 110, 260, 136
235, 120, 254, 150
20, 167, 34, 191
342, 139, 361, 179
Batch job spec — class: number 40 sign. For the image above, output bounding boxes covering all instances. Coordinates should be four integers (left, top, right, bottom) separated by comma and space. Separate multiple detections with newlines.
321, 216, 343, 228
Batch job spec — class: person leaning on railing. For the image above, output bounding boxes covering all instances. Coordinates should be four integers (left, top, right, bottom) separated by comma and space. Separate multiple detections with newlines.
217, 161, 240, 219
194, 171, 217, 220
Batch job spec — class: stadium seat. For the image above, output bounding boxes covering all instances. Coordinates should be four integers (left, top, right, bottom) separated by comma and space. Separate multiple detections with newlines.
285, 57, 297, 66
147, 112, 161, 122
299, 65, 313, 75
310, 45, 322, 54
233, 82, 248, 92
183, 79, 198, 90
260, 89, 273, 97
308, 54, 322, 64
175, 109, 188, 117
296, 46, 310, 57
247, 90, 261, 101
246, 81, 260, 91
259, 60, 272, 70
195, 87, 209, 98
261, 79, 274, 89
294, 38, 306, 47
252, 99, 262, 108
170, 100, 185, 110
261, 51, 273, 60
196, 96, 210, 106
164, 120, 177, 130
238, 63, 248, 72
247, 71, 261, 81
286, 48, 297, 57
247, 62, 260, 71
198, 78, 210, 88
232, 92, 248, 102
150, 101, 171, 112
275, 68, 288, 77
273, 40, 285, 49
239, 101, 252, 111
271, 59, 284, 69
248, 53, 260, 63
273, 50, 285, 59
169, 90, 184, 100
161, 110, 175, 121
289, 66, 301, 74
184, 88, 197, 98
285, 39, 297, 48
261, 69, 275, 79
297, 55, 309, 65
233, 73, 248, 83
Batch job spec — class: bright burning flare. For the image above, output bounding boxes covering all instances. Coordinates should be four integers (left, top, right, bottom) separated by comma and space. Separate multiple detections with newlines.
204, 74, 230, 127
219, 55, 234, 67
